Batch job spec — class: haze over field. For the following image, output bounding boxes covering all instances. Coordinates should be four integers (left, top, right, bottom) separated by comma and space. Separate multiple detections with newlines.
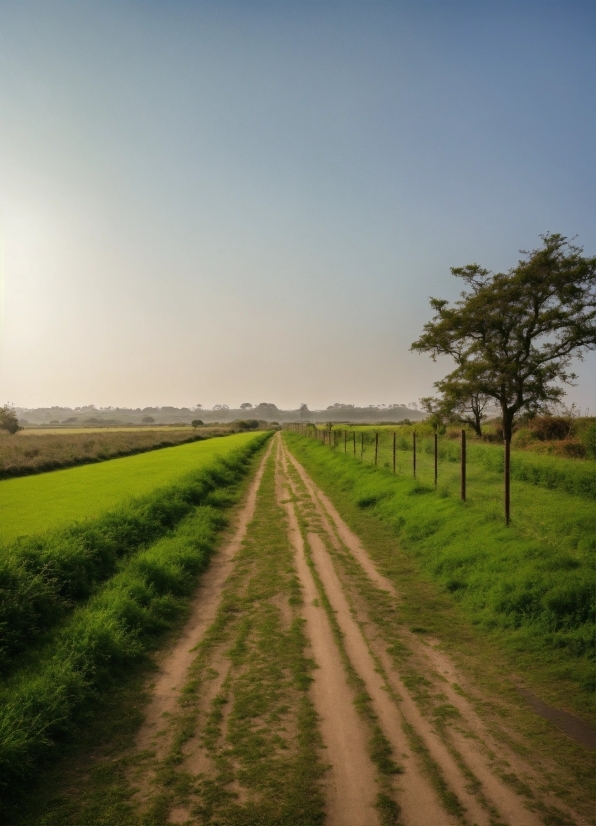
0, 0, 594, 411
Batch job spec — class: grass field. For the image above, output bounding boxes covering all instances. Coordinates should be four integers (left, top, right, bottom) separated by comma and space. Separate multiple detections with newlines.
284, 432, 596, 716
0, 431, 261, 542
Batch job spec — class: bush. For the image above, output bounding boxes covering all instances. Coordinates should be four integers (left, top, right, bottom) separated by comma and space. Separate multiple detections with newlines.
0, 406, 22, 435
528, 415, 573, 441
236, 419, 260, 430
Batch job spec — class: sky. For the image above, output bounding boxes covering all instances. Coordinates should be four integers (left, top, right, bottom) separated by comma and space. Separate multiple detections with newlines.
0, 0, 595, 412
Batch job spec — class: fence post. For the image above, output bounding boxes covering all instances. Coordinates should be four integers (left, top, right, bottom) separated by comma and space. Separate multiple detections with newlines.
393, 431, 396, 474
434, 432, 438, 487
413, 431, 417, 479
461, 429, 466, 501
504, 439, 511, 525
374, 432, 379, 465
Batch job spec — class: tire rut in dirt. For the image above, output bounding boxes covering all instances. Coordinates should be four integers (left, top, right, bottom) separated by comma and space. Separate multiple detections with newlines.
275, 440, 382, 826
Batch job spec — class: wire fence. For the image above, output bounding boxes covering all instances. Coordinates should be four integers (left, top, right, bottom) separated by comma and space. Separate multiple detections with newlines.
285, 422, 596, 529
285, 423, 510, 513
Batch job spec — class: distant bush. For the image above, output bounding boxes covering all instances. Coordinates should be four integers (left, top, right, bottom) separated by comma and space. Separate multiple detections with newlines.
191, 419, 204, 428
236, 419, 260, 430
0, 405, 22, 435
529, 415, 573, 441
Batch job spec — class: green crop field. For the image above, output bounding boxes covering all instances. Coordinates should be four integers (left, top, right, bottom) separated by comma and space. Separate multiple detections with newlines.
0, 431, 261, 542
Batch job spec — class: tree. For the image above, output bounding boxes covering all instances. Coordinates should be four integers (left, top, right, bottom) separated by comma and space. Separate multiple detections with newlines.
412, 233, 596, 522
142, 416, 155, 424
0, 405, 22, 434
240, 402, 253, 410
191, 419, 204, 428
421, 382, 491, 437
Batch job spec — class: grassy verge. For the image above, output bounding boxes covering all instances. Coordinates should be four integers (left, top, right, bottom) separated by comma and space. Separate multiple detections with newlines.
0, 434, 267, 672
0, 435, 272, 818
284, 433, 595, 716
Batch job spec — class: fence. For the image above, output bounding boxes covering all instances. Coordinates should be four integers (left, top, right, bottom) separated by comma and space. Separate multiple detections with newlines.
284, 423, 517, 518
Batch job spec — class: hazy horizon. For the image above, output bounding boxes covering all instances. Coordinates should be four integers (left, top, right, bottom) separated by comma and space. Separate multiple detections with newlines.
1, 1, 595, 413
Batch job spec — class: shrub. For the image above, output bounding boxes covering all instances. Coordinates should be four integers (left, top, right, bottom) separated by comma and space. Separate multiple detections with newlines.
0, 406, 22, 435
529, 415, 573, 441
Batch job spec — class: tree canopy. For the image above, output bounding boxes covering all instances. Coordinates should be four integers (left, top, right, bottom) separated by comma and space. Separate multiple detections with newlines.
412, 233, 596, 441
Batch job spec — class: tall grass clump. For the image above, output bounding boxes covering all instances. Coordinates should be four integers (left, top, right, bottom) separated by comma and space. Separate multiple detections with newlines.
0, 433, 269, 673
284, 434, 595, 703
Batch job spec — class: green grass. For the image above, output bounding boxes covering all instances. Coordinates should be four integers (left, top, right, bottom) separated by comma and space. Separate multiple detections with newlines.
0, 433, 269, 674
0, 437, 271, 818
0, 431, 261, 542
284, 433, 596, 715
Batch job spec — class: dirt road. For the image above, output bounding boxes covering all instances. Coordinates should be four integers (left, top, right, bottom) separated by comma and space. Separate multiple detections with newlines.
128, 433, 591, 825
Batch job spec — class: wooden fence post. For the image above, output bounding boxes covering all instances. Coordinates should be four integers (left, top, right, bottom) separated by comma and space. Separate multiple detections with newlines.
393, 431, 396, 474
413, 432, 417, 479
504, 439, 511, 525
434, 433, 438, 487
461, 429, 466, 501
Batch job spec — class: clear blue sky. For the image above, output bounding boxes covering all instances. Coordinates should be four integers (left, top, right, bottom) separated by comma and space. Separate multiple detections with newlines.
1, 0, 594, 411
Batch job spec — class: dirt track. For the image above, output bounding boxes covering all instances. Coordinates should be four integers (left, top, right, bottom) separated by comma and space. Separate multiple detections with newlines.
129, 433, 592, 825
